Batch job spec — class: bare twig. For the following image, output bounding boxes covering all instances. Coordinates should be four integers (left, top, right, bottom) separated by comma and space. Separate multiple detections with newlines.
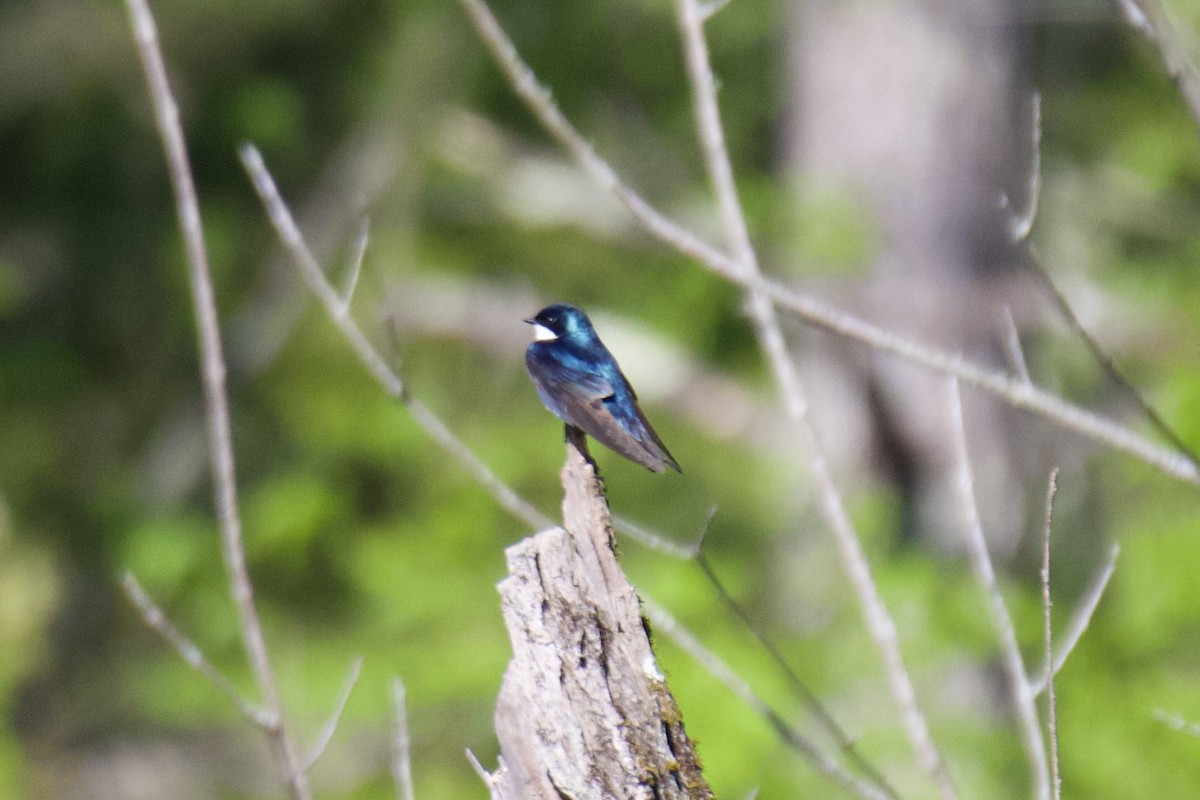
239, 144, 552, 532
1030, 542, 1119, 695
1153, 709, 1200, 739
642, 597, 894, 800
1040, 470, 1062, 800
675, 1, 956, 796
454, 0, 731, 272
634, 510, 897, 797
689, 504, 720, 555
784, 280, 1198, 483
123, 2, 309, 796
1001, 306, 1032, 384
1003, 92, 1042, 243
1119, 0, 1200, 133
999, 91, 1035, 385
304, 656, 364, 770
624, 511, 894, 796
1025, 247, 1200, 471
700, 0, 734, 21
392, 678, 416, 800
1021, 12, 1183, 448
455, 0, 1200, 488
339, 217, 370, 315
693, 551, 899, 800
948, 380, 1049, 800
465, 748, 498, 791
121, 573, 269, 726
611, 514, 697, 559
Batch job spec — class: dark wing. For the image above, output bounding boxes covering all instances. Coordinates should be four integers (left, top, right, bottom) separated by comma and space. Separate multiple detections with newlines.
527, 344, 680, 473
619, 395, 681, 473
578, 396, 670, 471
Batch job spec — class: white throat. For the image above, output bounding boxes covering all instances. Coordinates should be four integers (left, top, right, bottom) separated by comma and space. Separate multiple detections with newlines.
532, 324, 559, 342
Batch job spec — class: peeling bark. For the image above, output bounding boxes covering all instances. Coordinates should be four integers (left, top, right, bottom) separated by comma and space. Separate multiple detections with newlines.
485, 430, 713, 799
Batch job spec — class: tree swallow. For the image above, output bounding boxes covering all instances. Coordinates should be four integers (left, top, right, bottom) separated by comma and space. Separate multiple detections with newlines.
525, 303, 681, 473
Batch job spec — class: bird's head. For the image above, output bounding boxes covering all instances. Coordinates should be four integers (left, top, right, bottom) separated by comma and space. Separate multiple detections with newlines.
524, 303, 595, 344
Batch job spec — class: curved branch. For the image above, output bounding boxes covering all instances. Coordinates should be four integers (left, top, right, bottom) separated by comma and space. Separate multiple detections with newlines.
239, 145, 553, 533
675, 2, 958, 797
123, 2, 310, 796
455, 0, 1200, 487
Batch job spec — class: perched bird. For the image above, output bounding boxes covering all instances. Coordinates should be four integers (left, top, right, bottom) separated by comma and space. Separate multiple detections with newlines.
525, 303, 681, 473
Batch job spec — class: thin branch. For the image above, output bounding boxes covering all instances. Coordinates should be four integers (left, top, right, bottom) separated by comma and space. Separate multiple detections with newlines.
123, 2, 309, 796
304, 656, 365, 770
465, 748, 498, 791
693, 552, 900, 800
774, 277, 1198, 484
1014, 14, 1175, 446
675, 0, 754, 275
675, 1, 957, 796
690, 504, 720, 554
454, 0, 1200, 489
1152, 709, 1200, 739
454, 0, 732, 273
392, 678, 416, 800
1003, 92, 1042, 243
700, 0, 734, 21
339, 217, 370, 315
1119, 0, 1200, 133
611, 514, 697, 560
121, 573, 269, 727
238, 144, 553, 532
1030, 542, 1119, 695
948, 380, 1049, 800
1001, 306, 1032, 384
1025, 247, 1200, 471
239, 146, 399, 397
1040, 470, 1063, 800
635, 510, 898, 797
642, 597, 895, 800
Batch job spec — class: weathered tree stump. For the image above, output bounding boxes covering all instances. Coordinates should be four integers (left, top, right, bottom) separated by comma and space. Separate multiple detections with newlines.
485, 429, 713, 799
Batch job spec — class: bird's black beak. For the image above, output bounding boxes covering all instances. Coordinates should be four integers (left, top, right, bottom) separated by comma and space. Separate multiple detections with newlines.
522, 317, 536, 325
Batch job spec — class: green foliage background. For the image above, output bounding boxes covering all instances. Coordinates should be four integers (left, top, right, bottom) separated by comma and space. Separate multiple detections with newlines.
2, 1, 1200, 798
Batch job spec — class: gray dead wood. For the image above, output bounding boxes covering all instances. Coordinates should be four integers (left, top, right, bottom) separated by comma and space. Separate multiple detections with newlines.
484, 428, 713, 799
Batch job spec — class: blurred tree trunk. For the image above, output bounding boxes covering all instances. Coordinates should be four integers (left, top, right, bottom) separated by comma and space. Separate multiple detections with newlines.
781, 0, 1043, 558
